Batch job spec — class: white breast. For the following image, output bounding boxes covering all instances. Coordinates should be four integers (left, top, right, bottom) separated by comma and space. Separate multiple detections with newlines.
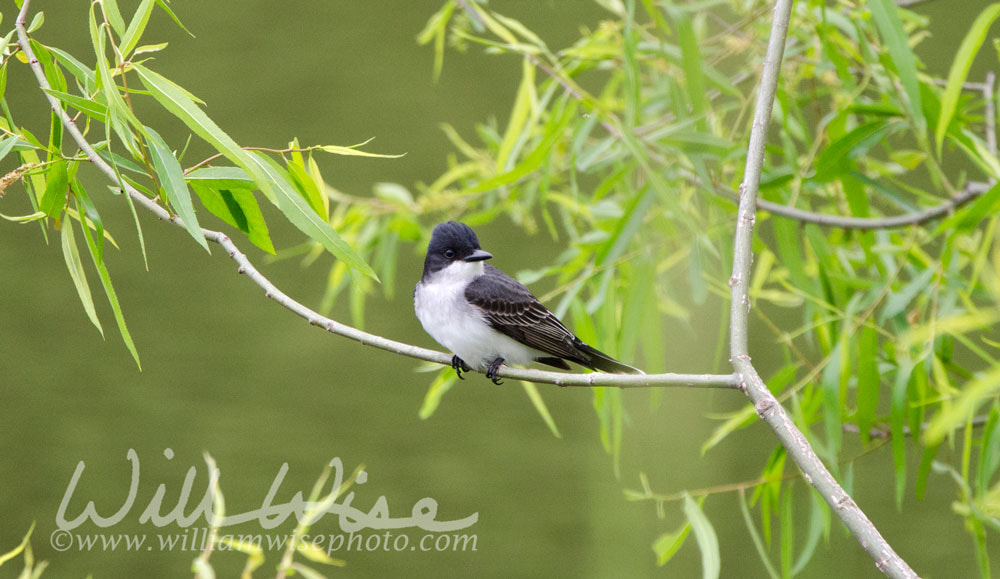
414, 262, 538, 369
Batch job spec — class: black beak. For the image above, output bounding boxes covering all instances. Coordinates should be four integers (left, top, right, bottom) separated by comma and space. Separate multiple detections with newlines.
465, 249, 493, 262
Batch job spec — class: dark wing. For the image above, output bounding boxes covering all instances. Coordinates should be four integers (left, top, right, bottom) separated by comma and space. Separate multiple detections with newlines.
465, 265, 581, 368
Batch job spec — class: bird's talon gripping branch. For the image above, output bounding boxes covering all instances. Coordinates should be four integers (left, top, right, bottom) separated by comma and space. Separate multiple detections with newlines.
451, 355, 471, 379
485, 357, 505, 385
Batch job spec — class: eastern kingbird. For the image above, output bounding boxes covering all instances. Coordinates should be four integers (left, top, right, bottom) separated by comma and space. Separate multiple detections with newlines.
414, 221, 642, 384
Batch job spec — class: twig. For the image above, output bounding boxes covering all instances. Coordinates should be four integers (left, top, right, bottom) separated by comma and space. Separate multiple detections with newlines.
726, 0, 917, 577
14, 1, 739, 392
711, 179, 988, 230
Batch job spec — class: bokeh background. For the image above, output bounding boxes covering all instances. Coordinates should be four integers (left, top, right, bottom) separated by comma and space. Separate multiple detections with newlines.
1, 1, 998, 577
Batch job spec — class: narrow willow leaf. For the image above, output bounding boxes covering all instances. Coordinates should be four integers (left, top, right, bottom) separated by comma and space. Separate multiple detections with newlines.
924, 363, 1000, 444
0, 136, 16, 164
881, 266, 936, 321
673, 6, 707, 131
154, 0, 194, 36
191, 184, 275, 254
738, 491, 779, 579
42, 88, 108, 122
415, 0, 456, 81
419, 370, 458, 419
869, 0, 925, 132
856, 326, 879, 446
317, 143, 404, 158
936, 181, 1000, 233
0, 523, 34, 567
496, 57, 536, 172
935, 3, 1000, 155
120, 0, 157, 56
780, 487, 794, 579
822, 341, 845, 459
61, 219, 103, 336
683, 494, 721, 579
144, 126, 209, 251
39, 159, 68, 218
134, 64, 376, 278
652, 523, 691, 567
77, 199, 141, 369
977, 405, 1000, 497
812, 120, 890, 182
916, 442, 939, 500
0, 211, 46, 223
186, 166, 255, 189
520, 381, 561, 438
891, 360, 914, 507
47, 46, 95, 90
791, 492, 828, 576
287, 158, 327, 220
102, 0, 127, 35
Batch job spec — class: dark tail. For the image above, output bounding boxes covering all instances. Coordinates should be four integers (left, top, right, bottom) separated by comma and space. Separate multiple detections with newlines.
574, 341, 644, 374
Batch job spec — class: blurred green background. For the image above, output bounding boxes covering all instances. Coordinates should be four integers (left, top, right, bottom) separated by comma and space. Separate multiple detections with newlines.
1, 1, 998, 577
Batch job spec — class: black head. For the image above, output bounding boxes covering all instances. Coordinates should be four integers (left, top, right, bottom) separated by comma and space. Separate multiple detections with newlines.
422, 221, 493, 277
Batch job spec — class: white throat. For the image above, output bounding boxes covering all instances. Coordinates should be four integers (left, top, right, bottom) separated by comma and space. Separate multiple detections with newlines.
426, 259, 486, 285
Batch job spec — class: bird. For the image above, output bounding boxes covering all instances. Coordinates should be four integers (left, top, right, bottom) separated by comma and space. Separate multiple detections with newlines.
414, 221, 643, 384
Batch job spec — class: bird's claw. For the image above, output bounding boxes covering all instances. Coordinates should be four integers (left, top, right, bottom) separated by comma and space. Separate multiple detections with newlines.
451, 355, 471, 379
485, 357, 505, 385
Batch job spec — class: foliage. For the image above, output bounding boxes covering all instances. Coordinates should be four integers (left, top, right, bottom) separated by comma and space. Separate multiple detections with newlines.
4, 0, 1000, 575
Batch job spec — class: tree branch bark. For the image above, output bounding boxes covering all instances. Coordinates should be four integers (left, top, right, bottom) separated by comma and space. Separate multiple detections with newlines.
728, 0, 917, 577
13, 0, 738, 391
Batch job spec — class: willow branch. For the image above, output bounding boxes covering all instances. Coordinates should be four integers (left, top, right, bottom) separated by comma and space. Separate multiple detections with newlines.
712, 180, 988, 230
727, 0, 917, 577
14, 1, 738, 391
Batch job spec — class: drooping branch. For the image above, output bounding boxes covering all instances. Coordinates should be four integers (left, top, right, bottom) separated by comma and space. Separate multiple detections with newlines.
13, 1, 739, 391
727, 0, 917, 577
714, 180, 988, 230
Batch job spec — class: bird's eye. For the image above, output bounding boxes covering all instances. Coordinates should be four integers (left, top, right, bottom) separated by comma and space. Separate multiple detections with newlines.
444, 249, 455, 259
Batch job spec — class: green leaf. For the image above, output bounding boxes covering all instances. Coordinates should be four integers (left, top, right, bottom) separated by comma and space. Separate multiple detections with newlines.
42, 88, 108, 122
120, 0, 157, 56
144, 126, 208, 251
869, 0, 925, 133
738, 490, 779, 579
924, 363, 1000, 444
856, 326, 879, 446
891, 360, 914, 507
812, 120, 890, 182
977, 404, 1000, 497
134, 64, 376, 279
652, 523, 691, 567
935, 3, 1000, 155
780, 487, 794, 579
102, 0, 127, 35
0, 136, 17, 164
186, 166, 256, 189
520, 381, 560, 438
0, 523, 34, 567
47, 46, 95, 90
683, 494, 720, 579
76, 197, 141, 369
881, 266, 936, 321
40, 160, 68, 218
317, 141, 404, 159
61, 219, 103, 335
419, 370, 458, 419
936, 181, 1000, 233
791, 492, 828, 576
191, 184, 274, 254
496, 57, 536, 172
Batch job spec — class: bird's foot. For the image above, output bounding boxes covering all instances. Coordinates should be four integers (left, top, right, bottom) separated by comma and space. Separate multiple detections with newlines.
485, 357, 505, 385
451, 355, 471, 379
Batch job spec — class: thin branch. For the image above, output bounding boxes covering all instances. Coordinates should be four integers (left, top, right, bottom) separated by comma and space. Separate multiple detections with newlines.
727, 0, 917, 577
14, 1, 738, 392
711, 179, 988, 230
